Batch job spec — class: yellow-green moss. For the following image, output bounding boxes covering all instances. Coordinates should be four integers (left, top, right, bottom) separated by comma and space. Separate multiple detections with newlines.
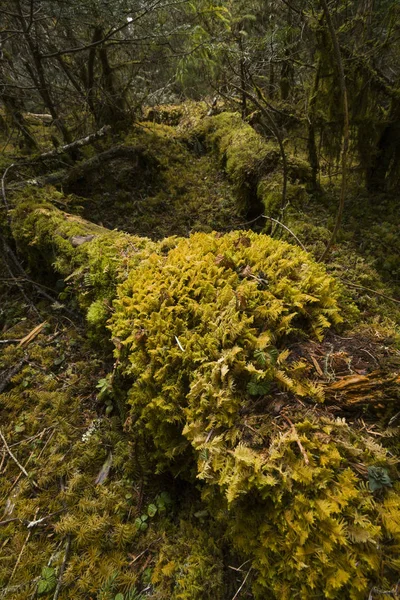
10, 188, 157, 332
152, 521, 224, 600
109, 230, 400, 599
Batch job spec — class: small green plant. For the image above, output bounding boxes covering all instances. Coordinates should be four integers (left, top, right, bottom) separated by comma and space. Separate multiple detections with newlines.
96, 375, 114, 415
135, 493, 173, 532
368, 466, 392, 492
37, 566, 56, 595
134, 514, 149, 531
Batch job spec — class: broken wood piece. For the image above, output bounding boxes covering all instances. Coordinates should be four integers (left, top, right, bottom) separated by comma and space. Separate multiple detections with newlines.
17, 322, 47, 348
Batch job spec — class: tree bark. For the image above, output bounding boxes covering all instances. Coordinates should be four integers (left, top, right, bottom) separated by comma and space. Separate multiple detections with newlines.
366, 97, 400, 192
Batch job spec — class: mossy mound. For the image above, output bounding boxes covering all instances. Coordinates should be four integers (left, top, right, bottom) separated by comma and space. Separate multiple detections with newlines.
112, 230, 342, 470
11, 188, 157, 334
110, 230, 400, 599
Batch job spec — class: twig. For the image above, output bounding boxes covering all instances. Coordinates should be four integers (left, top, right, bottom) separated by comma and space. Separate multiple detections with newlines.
340, 279, 400, 305
52, 535, 71, 600
1, 163, 15, 212
0, 429, 38, 488
262, 215, 307, 251
7, 508, 39, 585
0, 517, 21, 527
228, 559, 251, 572
36, 125, 110, 160
0, 356, 27, 394
231, 568, 252, 600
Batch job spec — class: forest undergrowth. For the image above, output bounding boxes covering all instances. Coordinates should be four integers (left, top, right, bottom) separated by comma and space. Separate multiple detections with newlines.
1, 103, 400, 600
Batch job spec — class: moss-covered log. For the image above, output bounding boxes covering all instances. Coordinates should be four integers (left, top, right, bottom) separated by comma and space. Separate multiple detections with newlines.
196, 112, 312, 215
8, 190, 400, 600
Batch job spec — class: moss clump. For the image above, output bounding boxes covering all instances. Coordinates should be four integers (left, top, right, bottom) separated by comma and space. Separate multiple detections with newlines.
11, 188, 157, 334
60, 120, 242, 239
196, 112, 278, 211
110, 229, 400, 599
112, 230, 341, 467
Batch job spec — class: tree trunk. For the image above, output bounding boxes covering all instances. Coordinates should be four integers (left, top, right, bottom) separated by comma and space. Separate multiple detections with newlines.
307, 59, 321, 190
366, 97, 400, 192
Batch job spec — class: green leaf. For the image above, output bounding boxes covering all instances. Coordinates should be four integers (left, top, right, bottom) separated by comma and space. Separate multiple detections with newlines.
147, 504, 157, 517
37, 580, 50, 595
254, 349, 267, 367
41, 566, 55, 580
115, 594, 124, 600
247, 378, 271, 396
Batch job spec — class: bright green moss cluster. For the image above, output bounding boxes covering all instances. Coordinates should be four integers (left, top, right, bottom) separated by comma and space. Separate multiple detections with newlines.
152, 521, 224, 600
196, 112, 311, 213
218, 417, 400, 599
112, 230, 341, 466
196, 113, 278, 209
110, 230, 400, 599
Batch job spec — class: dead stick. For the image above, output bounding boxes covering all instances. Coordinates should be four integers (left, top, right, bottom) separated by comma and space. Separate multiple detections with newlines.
0, 429, 38, 488
263, 215, 307, 251
340, 279, 400, 305
8, 508, 39, 584
231, 568, 252, 600
53, 535, 71, 600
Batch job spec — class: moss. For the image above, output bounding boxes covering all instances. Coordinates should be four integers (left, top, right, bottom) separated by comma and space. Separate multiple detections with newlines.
107, 229, 400, 599
152, 521, 224, 600
57, 120, 243, 239
196, 112, 313, 216
10, 188, 157, 335
112, 229, 341, 463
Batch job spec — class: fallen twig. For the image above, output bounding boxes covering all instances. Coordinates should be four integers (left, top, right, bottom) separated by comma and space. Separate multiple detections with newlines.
262, 215, 307, 251
282, 416, 310, 464
18, 322, 47, 348
52, 535, 71, 600
231, 567, 252, 600
36, 125, 111, 160
0, 358, 27, 394
340, 279, 400, 305
1, 163, 15, 213
0, 429, 38, 488
7, 508, 39, 585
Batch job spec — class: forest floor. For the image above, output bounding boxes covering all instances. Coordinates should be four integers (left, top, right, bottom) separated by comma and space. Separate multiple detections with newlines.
0, 103, 399, 600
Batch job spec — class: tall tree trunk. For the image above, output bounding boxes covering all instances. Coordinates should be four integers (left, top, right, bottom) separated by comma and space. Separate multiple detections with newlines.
307, 59, 321, 190
97, 28, 126, 128
366, 97, 400, 192
318, 0, 349, 261
0, 52, 38, 152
